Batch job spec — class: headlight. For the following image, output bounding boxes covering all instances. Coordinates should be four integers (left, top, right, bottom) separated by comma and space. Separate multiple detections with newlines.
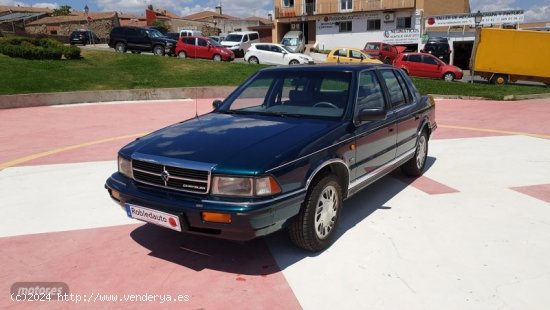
211, 176, 281, 197
118, 155, 133, 179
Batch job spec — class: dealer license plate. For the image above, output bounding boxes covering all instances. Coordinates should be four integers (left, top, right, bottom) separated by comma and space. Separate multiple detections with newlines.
125, 203, 182, 232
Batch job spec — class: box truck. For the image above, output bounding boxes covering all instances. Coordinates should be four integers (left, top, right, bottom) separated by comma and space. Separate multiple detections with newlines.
471, 28, 550, 85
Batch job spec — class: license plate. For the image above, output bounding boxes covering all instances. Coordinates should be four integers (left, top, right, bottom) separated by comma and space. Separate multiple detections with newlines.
125, 203, 182, 232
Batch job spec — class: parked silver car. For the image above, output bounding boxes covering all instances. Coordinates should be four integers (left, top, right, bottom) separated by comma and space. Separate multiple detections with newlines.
280, 31, 306, 53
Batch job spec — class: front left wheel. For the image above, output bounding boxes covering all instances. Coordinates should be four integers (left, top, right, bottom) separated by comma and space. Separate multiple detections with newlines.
289, 174, 343, 251
213, 54, 222, 61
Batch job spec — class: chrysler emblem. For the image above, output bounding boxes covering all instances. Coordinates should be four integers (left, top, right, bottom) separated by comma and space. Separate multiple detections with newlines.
160, 169, 170, 183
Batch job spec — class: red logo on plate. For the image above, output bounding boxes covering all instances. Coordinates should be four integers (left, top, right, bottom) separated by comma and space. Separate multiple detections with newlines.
168, 217, 177, 227
427, 17, 435, 25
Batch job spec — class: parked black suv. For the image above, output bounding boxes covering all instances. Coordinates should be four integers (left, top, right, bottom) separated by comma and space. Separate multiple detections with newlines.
70, 30, 100, 45
421, 37, 451, 64
108, 26, 177, 56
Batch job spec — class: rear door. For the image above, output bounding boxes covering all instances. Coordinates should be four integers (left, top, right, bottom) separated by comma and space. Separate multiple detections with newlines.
379, 69, 420, 158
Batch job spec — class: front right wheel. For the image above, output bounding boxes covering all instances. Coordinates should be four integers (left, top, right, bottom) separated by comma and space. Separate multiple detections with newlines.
289, 174, 343, 251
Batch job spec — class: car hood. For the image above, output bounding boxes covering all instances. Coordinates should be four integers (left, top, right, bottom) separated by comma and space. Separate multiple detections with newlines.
121, 113, 343, 175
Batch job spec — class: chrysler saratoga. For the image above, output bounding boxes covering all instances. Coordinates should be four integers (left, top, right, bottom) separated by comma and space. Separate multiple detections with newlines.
105, 64, 436, 251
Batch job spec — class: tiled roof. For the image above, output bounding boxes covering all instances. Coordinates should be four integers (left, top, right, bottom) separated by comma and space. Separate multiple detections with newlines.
27, 12, 117, 25
0, 5, 52, 14
118, 14, 146, 20
183, 11, 240, 21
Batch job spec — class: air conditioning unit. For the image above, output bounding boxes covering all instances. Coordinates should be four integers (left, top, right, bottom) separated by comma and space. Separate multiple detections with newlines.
383, 12, 395, 23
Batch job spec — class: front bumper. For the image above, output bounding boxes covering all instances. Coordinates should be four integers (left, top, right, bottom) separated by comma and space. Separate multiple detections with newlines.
105, 173, 304, 241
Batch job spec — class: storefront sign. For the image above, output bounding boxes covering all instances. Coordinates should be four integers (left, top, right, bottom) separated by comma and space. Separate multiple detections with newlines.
425, 10, 524, 27
383, 28, 420, 44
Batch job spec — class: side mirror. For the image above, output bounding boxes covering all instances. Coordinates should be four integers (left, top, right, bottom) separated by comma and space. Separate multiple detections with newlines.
360, 54, 365, 62
357, 108, 387, 122
212, 99, 223, 109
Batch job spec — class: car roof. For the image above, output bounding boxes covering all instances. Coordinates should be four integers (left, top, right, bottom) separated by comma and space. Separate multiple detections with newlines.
260, 63, 391, 73
331, 47, 364, 52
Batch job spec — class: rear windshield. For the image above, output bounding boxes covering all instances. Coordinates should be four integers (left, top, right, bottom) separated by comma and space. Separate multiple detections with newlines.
364, 43, 380, 50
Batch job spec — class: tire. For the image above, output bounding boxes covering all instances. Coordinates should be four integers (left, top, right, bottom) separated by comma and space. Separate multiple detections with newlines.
490, 74, 508, 85
402, 131, 429, 177
213, 54, 222, 61
153, 45, 165, 56
178, 51, 187, 59
289, 59, 300, 65
289, 174, 343, 251
383, 57, 391, 64
443, 72, 455, 81
248, 56, 259, 64
115, 42, 126, 53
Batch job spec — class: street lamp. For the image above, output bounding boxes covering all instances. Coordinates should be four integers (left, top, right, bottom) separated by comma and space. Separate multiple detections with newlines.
470, 11, 483, 83
84, 5, 94, 45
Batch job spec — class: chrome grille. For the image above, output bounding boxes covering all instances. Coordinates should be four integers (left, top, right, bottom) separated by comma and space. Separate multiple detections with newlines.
132, 159, 210, 194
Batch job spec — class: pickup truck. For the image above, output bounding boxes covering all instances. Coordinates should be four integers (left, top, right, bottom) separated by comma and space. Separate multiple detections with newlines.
105, 64, 437, 251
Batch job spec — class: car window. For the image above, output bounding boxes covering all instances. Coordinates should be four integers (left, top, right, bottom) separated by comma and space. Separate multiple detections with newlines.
183, 37, 195, 45
270, 45, 282, 53
225, 34, 243, 42
230, 77, 271, 110
334, 49, 347, 57
356, 71, 385, 110
243, 35, 249, 42
407, 54, 421, 62
250, 33, 259, 41
380, 70, 407, 108
422, 55, 439, 65
125, 28, 138, 36
255, 45, 268, 51
383, 44, 391, 51
197, 38, 208, 47
350, 50, 364, 59
394, 70, 412, 104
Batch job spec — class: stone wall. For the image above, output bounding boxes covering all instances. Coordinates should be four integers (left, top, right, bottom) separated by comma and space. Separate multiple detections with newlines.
25, 18, 119, 39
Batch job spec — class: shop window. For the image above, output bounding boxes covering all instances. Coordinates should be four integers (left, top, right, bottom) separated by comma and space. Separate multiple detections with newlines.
339, 21, 352, 33
367, 19, 381, 31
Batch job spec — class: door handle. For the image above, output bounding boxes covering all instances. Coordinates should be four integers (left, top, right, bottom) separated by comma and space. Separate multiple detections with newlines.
388, 127, 394, 133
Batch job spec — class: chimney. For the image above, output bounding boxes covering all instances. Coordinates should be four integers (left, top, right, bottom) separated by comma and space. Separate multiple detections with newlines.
215, 5, 222, 15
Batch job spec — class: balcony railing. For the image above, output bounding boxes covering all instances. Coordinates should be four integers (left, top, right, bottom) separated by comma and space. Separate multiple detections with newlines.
275, 0, 415, 18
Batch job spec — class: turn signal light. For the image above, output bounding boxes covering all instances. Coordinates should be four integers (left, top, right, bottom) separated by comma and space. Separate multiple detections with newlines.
201, 212, 232, 223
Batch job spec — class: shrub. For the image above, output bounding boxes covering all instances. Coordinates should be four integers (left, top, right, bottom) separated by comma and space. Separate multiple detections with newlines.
63, 45, 81, 59
0, 36, 79, 60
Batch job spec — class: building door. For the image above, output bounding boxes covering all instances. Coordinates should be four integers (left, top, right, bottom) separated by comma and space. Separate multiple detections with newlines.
453, 41, 474, 70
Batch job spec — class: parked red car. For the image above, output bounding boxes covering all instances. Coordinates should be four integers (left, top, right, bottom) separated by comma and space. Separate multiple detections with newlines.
175, 36, 234, 61
362, 42, 406, 64
393, 52, 463, 81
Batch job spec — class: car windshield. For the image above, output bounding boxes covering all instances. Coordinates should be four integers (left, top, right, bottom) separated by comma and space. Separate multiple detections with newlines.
365, 43, 380, 50
224, 34, 243, 42
281, 38, 298, 46
146, 29, 164, 38
208, 38, 222, 47
218, 70, 352, 119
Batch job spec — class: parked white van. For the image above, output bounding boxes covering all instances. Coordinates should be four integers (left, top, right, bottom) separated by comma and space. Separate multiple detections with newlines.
221, 31, 260, 57
179, 30, 202, 37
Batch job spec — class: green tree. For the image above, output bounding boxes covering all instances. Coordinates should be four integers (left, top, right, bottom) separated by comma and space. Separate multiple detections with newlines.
52, 5, 71, 16
151, 20, 169, 34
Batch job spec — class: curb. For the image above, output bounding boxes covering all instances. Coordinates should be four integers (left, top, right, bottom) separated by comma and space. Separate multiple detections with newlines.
0, 87, 236, 109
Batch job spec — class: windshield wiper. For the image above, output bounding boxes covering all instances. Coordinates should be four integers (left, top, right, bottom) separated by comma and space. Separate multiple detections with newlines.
258, 111, 302, 118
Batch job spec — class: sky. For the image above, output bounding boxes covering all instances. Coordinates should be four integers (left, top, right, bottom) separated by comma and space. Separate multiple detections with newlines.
0, 0, 548, 22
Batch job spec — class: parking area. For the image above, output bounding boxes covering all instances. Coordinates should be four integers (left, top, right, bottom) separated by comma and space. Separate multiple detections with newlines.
1, 98, 550, 309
